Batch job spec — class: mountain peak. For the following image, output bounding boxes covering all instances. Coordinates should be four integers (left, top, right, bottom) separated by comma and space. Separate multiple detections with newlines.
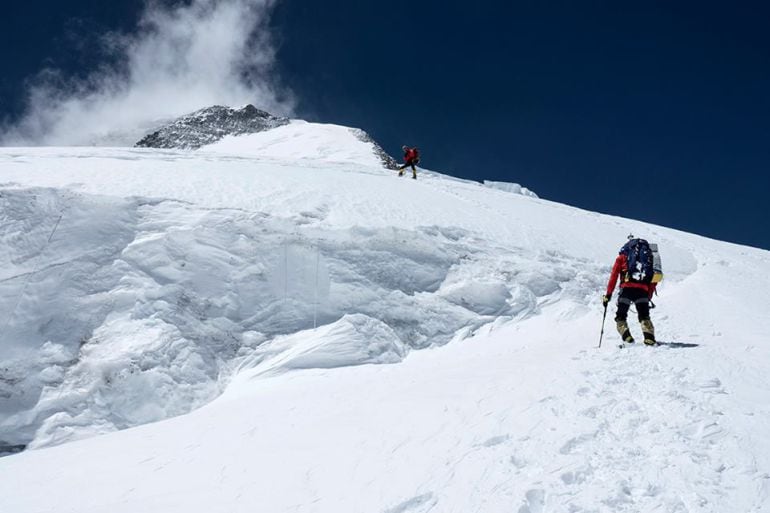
136, 104, 401, 170
135, 104, 290, 150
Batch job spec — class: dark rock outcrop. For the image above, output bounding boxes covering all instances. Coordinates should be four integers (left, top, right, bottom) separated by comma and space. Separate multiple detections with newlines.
135, 104, 290, 150
350, 128, 400, 170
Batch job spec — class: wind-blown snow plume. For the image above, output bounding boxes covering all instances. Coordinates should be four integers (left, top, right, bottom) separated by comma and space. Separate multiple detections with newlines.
1, 0, 293, 146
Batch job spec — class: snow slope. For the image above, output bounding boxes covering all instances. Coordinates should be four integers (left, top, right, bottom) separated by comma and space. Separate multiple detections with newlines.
1, 120, 769, 512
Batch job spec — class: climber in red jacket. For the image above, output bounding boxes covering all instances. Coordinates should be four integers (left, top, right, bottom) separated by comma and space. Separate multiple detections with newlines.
398, 146, 420, 179
602, 236, 658, 345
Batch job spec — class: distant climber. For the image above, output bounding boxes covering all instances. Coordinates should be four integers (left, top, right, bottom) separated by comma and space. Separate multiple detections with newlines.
602, 235, 663, 345
398, 146, 420, 179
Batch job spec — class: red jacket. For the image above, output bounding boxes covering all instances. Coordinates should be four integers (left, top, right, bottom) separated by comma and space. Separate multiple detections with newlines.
606, 254, 656, 297
403, 148, 419, 163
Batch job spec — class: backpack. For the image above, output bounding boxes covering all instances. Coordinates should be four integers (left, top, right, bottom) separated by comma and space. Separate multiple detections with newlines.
620, 238, 659, 284
650, 242, 663, 283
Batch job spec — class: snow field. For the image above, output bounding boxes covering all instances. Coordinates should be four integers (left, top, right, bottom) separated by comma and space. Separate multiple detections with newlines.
1, 301, 768, 512
1, 120, 769, 511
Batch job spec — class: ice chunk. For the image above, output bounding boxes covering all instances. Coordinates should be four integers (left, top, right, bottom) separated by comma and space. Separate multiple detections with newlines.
236, 314, 407, 378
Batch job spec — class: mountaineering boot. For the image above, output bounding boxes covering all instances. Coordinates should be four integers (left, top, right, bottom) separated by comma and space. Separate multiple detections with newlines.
616, 320, 634, 343
641, 318, 656, 345
412, 173, 417, 179
398, 170, 404, 177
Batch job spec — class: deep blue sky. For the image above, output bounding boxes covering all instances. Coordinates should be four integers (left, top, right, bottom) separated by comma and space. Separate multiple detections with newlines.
2, 1, 769, 250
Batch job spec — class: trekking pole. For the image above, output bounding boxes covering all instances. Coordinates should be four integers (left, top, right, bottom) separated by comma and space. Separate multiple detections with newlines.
597, 303, 608, 348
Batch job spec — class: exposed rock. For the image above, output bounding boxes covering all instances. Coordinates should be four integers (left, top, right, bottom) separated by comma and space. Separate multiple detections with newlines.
135, 104, 289, 150
350, 128, 400, 170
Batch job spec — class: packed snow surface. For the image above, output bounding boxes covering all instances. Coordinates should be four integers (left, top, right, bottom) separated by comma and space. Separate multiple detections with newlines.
1, 120, 769, 512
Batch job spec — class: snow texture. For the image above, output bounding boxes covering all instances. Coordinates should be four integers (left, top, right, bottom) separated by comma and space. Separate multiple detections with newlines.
0, 119, 769, 513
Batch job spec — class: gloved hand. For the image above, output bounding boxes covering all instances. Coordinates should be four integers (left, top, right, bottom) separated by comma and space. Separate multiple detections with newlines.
602, 294, 611, 307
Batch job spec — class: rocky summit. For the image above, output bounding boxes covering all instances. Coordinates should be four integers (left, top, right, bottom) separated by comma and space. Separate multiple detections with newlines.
135, 104, 290, 149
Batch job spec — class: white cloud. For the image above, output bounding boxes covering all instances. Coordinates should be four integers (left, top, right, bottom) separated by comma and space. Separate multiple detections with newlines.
1, 0, 294, 146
